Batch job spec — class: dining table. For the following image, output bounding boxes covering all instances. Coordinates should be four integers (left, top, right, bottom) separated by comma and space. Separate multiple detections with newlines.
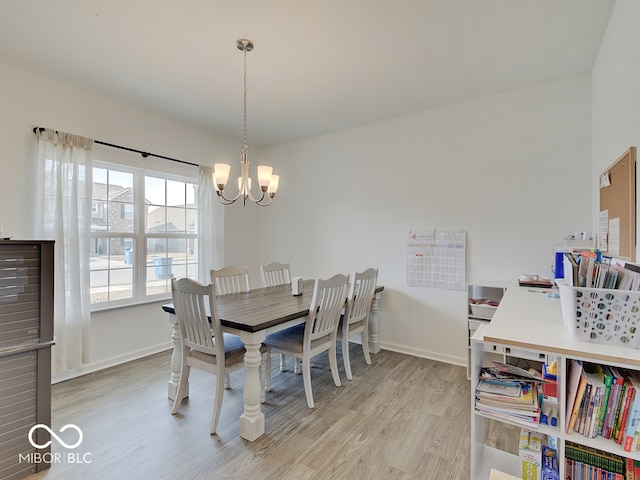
162, 279, 384, 441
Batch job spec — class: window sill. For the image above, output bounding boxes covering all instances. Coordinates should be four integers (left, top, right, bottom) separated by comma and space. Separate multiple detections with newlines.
90, 295, 171, 313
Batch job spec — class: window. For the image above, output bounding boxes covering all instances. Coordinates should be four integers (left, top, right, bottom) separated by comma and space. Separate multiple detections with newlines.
90, 162, 198, 308
120, 203, 133, 219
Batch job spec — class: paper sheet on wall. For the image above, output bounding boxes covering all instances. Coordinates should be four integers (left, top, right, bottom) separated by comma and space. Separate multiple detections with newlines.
599, 210, 608, 251
608, 217, 620, 255
407, 229, 466, 290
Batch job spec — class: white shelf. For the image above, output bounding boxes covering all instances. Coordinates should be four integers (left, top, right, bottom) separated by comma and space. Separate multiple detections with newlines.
470, 285, 640, 479
467, 283, 507, 379
472, 446, 521, 480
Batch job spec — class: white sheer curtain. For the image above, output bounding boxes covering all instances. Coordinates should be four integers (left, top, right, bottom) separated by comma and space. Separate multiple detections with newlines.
198, 166, 224, 284
34, 128, 93, 373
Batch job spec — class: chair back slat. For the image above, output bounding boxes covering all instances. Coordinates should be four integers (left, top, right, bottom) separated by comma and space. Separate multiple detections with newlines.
171, 278, 223, 359
210, 266, 250, 295
345, 268, 378, 325
260, 261, 291, 287
307, 274, 349, 342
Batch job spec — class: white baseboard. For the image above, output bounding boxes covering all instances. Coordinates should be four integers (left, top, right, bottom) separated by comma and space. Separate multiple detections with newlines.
51, 342, 173, 384
51, 340, 465, 384
379, 341, 466, 368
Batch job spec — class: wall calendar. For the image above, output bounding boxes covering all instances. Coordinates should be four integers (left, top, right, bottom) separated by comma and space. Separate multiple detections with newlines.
407, 229, 466, 291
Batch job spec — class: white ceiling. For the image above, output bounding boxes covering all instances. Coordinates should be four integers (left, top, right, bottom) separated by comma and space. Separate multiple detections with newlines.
0, 0, 615, 147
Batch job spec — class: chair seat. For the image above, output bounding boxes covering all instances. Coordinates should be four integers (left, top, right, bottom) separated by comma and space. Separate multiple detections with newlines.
265, 325, 306, 354
266, 323, 338, 354
188, 333, 264, 366
337, 319, 364, 335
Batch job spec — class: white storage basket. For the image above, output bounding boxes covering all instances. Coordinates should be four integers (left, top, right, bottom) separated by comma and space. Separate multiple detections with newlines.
469, 303, 498, 319
558, 284, 640, 348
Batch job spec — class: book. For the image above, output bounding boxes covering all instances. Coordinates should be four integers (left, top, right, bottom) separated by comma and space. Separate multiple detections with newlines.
632, 402, 640, 451
564, 252, 579, 286
623, 372, 640, 451
475, 408, 539, 428
577, 251, 595, 287
584, 369, 605, 438
595, 364, 615, 436
476, 382, 538, 410
606, 268, 620, 289
604, 367, 625, 439
626, 457, 635, 480
576, 382, 592, 434
476, 379, 522, 398
489, 361, 549, 383
582, 250, 597, 287
567, 361, 589, 434
614, 371, 632, 443
565, 441, 625, 476
588, 385, 603, 438
633, 417, 640, 451
597, 256, 612, 288
566, 360, 584, 427
475, 377, 540, 428
480, 366, 547, 384
607, 258, 627, 290
623, 262, 640, 290
616, 370, 637, 444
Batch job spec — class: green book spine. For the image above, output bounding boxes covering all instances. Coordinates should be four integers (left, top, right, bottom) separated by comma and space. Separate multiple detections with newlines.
598, 364, 615, 436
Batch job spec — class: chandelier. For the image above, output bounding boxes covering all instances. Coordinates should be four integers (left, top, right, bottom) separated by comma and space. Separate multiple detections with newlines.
213, 39, 279, 206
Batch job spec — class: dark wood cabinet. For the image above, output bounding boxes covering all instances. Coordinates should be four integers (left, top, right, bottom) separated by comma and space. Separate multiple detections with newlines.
0, 240, 54, 480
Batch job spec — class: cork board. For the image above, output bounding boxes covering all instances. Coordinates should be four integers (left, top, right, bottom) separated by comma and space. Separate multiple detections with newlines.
600, 147, 636, 261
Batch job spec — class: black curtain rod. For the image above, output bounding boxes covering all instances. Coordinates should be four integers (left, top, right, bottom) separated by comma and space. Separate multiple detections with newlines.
32, 127, 200, 168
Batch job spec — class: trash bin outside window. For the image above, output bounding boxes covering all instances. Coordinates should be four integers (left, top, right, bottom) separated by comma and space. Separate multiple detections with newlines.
124, 248, 133, 265
153, 257, 173, 279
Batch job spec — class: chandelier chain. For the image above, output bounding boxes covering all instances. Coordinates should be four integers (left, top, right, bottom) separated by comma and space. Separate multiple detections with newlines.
242, 46, 248, 153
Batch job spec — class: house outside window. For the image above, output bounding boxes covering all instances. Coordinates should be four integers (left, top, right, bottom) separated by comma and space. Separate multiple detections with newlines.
90, 162, 198, 308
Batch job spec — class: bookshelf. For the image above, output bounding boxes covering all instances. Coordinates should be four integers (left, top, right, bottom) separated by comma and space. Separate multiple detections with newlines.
467, 282, 508, 379
470, 284, 640, 479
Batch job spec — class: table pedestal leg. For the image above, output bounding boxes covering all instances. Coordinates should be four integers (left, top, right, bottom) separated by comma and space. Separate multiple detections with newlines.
168, 313, 188, 401
239, 332, 266, 441
368, 294, 381, 354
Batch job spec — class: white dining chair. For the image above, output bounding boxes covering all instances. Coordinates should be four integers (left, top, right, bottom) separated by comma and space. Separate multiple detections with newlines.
265, 273, 350, 408
209, 266, 271, 391
170, 278, 268, 434
210, 265, 250, 295
260, 261, 293, 372
260, 261, 291, 287
340, 267, 378, 380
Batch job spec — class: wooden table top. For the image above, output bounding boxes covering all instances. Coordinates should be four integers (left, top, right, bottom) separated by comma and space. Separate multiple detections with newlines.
163, 280, 384, 333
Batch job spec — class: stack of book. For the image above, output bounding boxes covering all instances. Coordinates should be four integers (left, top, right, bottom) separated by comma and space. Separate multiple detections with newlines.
566, 359, 640, 453
564, 441, 625, 479
474, 361, 544, 428
564, 251, 640, 290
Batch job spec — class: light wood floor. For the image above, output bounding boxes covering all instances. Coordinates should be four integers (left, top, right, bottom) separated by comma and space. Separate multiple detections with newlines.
25, 346, 517, 480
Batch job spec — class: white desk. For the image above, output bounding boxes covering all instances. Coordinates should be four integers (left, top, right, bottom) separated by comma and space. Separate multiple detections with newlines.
484, 285, 640, 368
470, 284, 640, 479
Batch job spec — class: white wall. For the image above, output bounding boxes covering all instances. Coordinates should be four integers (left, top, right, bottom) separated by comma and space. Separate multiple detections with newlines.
591, 0, 640, 260
0, 61, 261, 380
259, 76, 593, 365
0, 55, 596, 376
